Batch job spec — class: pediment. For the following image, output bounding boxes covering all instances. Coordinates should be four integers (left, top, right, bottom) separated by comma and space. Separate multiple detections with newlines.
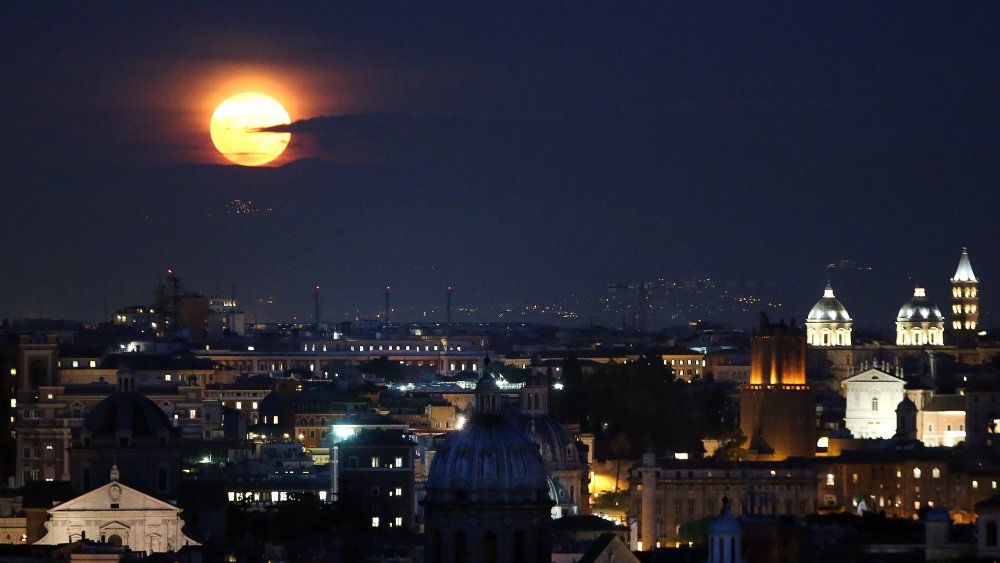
99, 520, 131, 531
50, 481, 179, 513
842, 368, 904, 385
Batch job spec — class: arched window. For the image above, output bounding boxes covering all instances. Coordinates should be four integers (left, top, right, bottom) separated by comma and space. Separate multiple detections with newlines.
432, 530, 443, 563
913, 467, 922, 479
932, 468, 941, 479
455, 530, 467, 563
872, 397, 878, 412
107, 534, 123, 547
483, 530, 498, 563
514, 530, 525, 563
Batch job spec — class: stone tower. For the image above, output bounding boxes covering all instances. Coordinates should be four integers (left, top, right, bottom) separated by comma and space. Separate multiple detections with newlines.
739, 314, 814, 460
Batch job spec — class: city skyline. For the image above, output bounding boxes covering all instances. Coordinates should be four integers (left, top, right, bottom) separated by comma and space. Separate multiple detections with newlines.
2, 3, 998, 327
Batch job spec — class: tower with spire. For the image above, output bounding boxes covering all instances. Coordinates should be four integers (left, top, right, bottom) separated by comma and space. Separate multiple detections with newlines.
950, 247, 979, 333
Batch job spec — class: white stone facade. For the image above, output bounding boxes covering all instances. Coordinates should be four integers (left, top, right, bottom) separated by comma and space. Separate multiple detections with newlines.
843, 368, 906, 439
34, 478, 198, 553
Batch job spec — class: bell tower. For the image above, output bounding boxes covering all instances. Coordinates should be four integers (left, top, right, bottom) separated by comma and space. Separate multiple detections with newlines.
950, 247, 979, 333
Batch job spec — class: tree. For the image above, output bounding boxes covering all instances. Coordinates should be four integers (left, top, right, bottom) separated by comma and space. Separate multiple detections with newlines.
358, 357, 402, 381
709, 426, 746, 462
610, 432, 632, 491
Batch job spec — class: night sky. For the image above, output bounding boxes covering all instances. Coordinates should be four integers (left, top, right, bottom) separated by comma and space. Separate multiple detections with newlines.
2, 2, 998, 330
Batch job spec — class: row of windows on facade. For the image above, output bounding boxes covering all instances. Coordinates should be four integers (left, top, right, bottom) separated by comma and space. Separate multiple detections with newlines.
653, 498, 811, 517
667, 359, 707, 366
344, 456, 407, 469
664, 483, 811, 493
952, 287, 978, 298
229, 490, 330, 503
839, 496, 950, 511
954, 321, 978, 329
429, 529, 534, 563
303, 344, 466, 352
952, 304, 979, 314
827, 469, 994, 486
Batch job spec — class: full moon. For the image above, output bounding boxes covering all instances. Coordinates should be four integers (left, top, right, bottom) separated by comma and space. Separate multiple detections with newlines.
210, 92, 291, 166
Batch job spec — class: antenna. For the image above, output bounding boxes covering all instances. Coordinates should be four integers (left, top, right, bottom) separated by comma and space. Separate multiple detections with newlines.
446, 284, 453, 331
384, 284, 391, 325
314, 285, 321, 330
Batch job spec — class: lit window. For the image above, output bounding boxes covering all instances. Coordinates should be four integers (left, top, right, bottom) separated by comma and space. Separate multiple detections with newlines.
395, 517, 403, 527
164, 374, 172, 381
189, 409, 197, 419
371, 517, 380, 528
932, 468, 941, 479
252, 402, 258, 410
974, 480, 980, 490
371, 456, 380, 468
395, 487, 402, 496
235, 402, 242, 410
89, 360, 96, 368
913, 468, 922, 479
72, 361, 79, 368
395, 457, 403, 467
826, 474, 835, 486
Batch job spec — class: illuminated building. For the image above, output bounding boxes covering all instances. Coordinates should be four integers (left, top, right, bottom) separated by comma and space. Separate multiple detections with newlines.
739, 314, 814, 460
631, 452, 815, 550
805, 283, 852, 347
895, 285, 945, 346
950, 248, 979, 332
842, 367, 905, 439
34, 465, 198, 552
423, 372, 552, 562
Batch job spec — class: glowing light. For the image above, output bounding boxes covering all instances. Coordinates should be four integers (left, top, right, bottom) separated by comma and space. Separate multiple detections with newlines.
456, 415, 467, 430
210, 92, 291, 166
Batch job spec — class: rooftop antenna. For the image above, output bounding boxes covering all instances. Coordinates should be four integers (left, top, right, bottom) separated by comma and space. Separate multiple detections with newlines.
313, 285, 321, 330
384, 284, 391, 325
446, 284, 453, 334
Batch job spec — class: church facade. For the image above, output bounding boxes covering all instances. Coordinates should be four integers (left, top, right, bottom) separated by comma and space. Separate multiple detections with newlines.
34, 467, 198, 553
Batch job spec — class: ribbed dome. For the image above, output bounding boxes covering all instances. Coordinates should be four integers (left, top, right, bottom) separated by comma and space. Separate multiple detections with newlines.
807, 283, 852, 322
896, 286, 944, 322
83, 392, 177, 436
426, 413, 549, 504
518, 416, 579, 467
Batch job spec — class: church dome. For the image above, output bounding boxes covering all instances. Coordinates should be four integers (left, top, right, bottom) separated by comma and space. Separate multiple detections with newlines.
83, 391, 178, 437
807, 283, 851, 322
426, 375, 549, 505
518, 416, 579, 467
896, 286, 944, 322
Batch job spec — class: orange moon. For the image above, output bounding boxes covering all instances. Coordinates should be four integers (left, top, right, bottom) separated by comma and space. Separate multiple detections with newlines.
210, 93, 291, 166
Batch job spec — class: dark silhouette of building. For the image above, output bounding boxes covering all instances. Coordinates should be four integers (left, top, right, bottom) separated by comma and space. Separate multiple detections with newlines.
67, 373, 182, 499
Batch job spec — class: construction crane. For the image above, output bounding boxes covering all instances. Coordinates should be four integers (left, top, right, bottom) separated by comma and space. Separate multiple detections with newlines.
607, 280, 667, 332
